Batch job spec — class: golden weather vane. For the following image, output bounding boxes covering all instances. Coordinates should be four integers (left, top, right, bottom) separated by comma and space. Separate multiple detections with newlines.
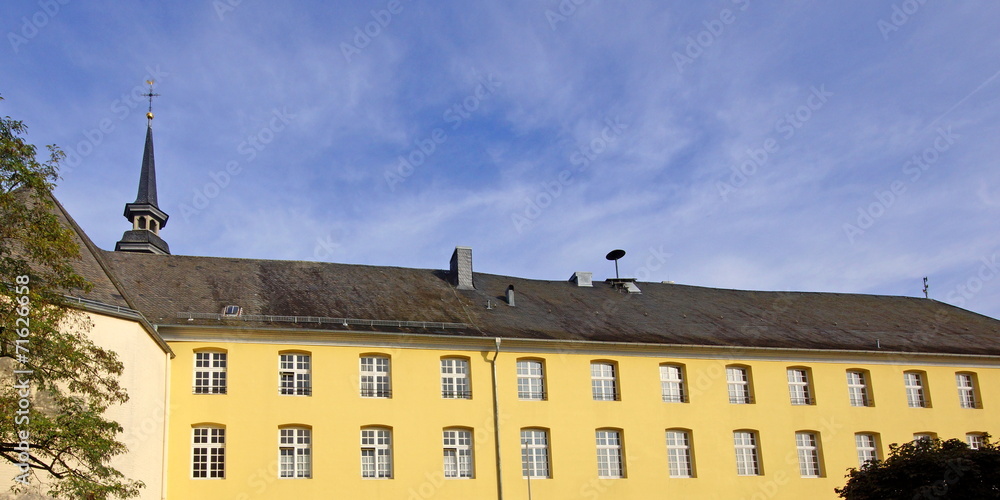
142, 80, 160, 122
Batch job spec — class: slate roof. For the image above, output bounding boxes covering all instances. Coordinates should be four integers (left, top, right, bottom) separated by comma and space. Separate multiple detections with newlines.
48, 193, 131, 308
97, 250, 1000, 356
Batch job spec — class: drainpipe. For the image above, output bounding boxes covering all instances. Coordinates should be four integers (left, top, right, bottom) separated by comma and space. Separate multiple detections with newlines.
490, 337, 505, 500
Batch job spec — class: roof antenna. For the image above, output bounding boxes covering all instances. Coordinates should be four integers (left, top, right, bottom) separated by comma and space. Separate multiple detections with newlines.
606, 249, 626, 279
922, 277, 929, 299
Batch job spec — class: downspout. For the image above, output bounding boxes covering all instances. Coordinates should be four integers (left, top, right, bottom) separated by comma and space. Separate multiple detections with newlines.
161, 346, 171, 500
490, 337, 505, 500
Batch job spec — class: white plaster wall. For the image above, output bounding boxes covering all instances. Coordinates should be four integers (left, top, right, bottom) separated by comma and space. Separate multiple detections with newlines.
0, 312, 169, 500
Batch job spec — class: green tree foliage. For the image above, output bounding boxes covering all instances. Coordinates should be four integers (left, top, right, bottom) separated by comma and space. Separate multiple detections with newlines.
1, 95, 142, 498
836, 436, 1000, 499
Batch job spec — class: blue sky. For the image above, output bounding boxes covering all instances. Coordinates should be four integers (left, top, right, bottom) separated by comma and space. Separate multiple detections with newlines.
4, 1, 1000, 320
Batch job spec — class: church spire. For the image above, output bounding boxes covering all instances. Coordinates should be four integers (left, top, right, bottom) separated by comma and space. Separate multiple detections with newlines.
115, 81, 170, 254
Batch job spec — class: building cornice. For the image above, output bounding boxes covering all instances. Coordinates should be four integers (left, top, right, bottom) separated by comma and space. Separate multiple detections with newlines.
154, 324, 1000, 368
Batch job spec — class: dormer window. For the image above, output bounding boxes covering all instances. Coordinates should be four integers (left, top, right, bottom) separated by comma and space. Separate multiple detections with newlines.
223, 305, 242, 316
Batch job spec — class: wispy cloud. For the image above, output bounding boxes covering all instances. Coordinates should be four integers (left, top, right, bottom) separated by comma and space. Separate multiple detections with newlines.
2, 0, 998, 319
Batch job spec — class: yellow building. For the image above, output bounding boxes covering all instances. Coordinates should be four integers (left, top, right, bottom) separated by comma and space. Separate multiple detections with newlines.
12, 119, 1000, 500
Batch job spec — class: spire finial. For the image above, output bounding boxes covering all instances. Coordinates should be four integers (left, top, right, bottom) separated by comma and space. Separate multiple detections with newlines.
142, 80, 160, 123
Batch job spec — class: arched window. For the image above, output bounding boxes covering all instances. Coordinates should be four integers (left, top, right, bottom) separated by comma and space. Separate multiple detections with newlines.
279, 425, 312, 478
443, 427, 474, 478
193, 349, 227, 394
279, 351, 311, 396
192, 424, 226, 478
361, 426, 392, 478
360, 354, 391, 398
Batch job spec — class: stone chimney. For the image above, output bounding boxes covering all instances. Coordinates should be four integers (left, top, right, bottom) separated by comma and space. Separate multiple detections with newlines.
450, 246, 474, 290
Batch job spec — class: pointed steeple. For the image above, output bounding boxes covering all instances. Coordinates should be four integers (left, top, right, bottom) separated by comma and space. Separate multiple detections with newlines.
134, 124, 159, 206
116, 81, 170, 254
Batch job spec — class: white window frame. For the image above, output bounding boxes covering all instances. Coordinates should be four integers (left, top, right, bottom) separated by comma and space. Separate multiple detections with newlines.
855, 433, 878, 466
360, 356, 391, 398
279, 353, 311, 396
596, 429, 624, 479
520, 429, 550, 478
796, 432, 821, 478
666, 430, 693, 478
194, 351, 227, 394
787, 368, 813, 405
966, 433, 986, 450
847, 370, 871, 407
517, 360, 546, 400
660, 364, 687, 403
727, 366, 752, 404
905, 372, 928, 408
733, 431, 760, 476
591, 362, 618, 401
361, 427, 392, 479
192, 426, 225, 479
443, 428, 474, 479
956, 373, 978, 409
441, 358, 471, 399
913, 433, 936, 442
279, 427, 311, 478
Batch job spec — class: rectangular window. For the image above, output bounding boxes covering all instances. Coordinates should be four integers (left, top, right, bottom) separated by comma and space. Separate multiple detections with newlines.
787, 369, 813, 405
796, 432, 821, 477
733, 431, 760, 476
956, 373, 978, 409
279, 353, 311, 396
192, 427, 225, 478
967, 433, 986, 450
517, 360, 546, 400
194, 352, 227, 394
847, 371, 871, 407
591, 362, 618, 401
727, 367, 752, 404
520, 429, 550, 478
905, 372, 928, 408
596, 430, 624, 478
666, 430, 693, 478
913, 433, 935, 442
279, 428, 311, 478
443, 429, 473, 478
856, 433, 878, 466
361, 428, 392, 478
441, 358, 471, 399
660, 365, 687, 403
360, 356, 391, 398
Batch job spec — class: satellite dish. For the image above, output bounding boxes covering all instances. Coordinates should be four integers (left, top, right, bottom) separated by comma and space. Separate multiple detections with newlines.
605, 249, 626, 279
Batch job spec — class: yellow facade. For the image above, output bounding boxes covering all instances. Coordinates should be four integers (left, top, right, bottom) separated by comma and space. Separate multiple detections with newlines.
163, 333, 999, 500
